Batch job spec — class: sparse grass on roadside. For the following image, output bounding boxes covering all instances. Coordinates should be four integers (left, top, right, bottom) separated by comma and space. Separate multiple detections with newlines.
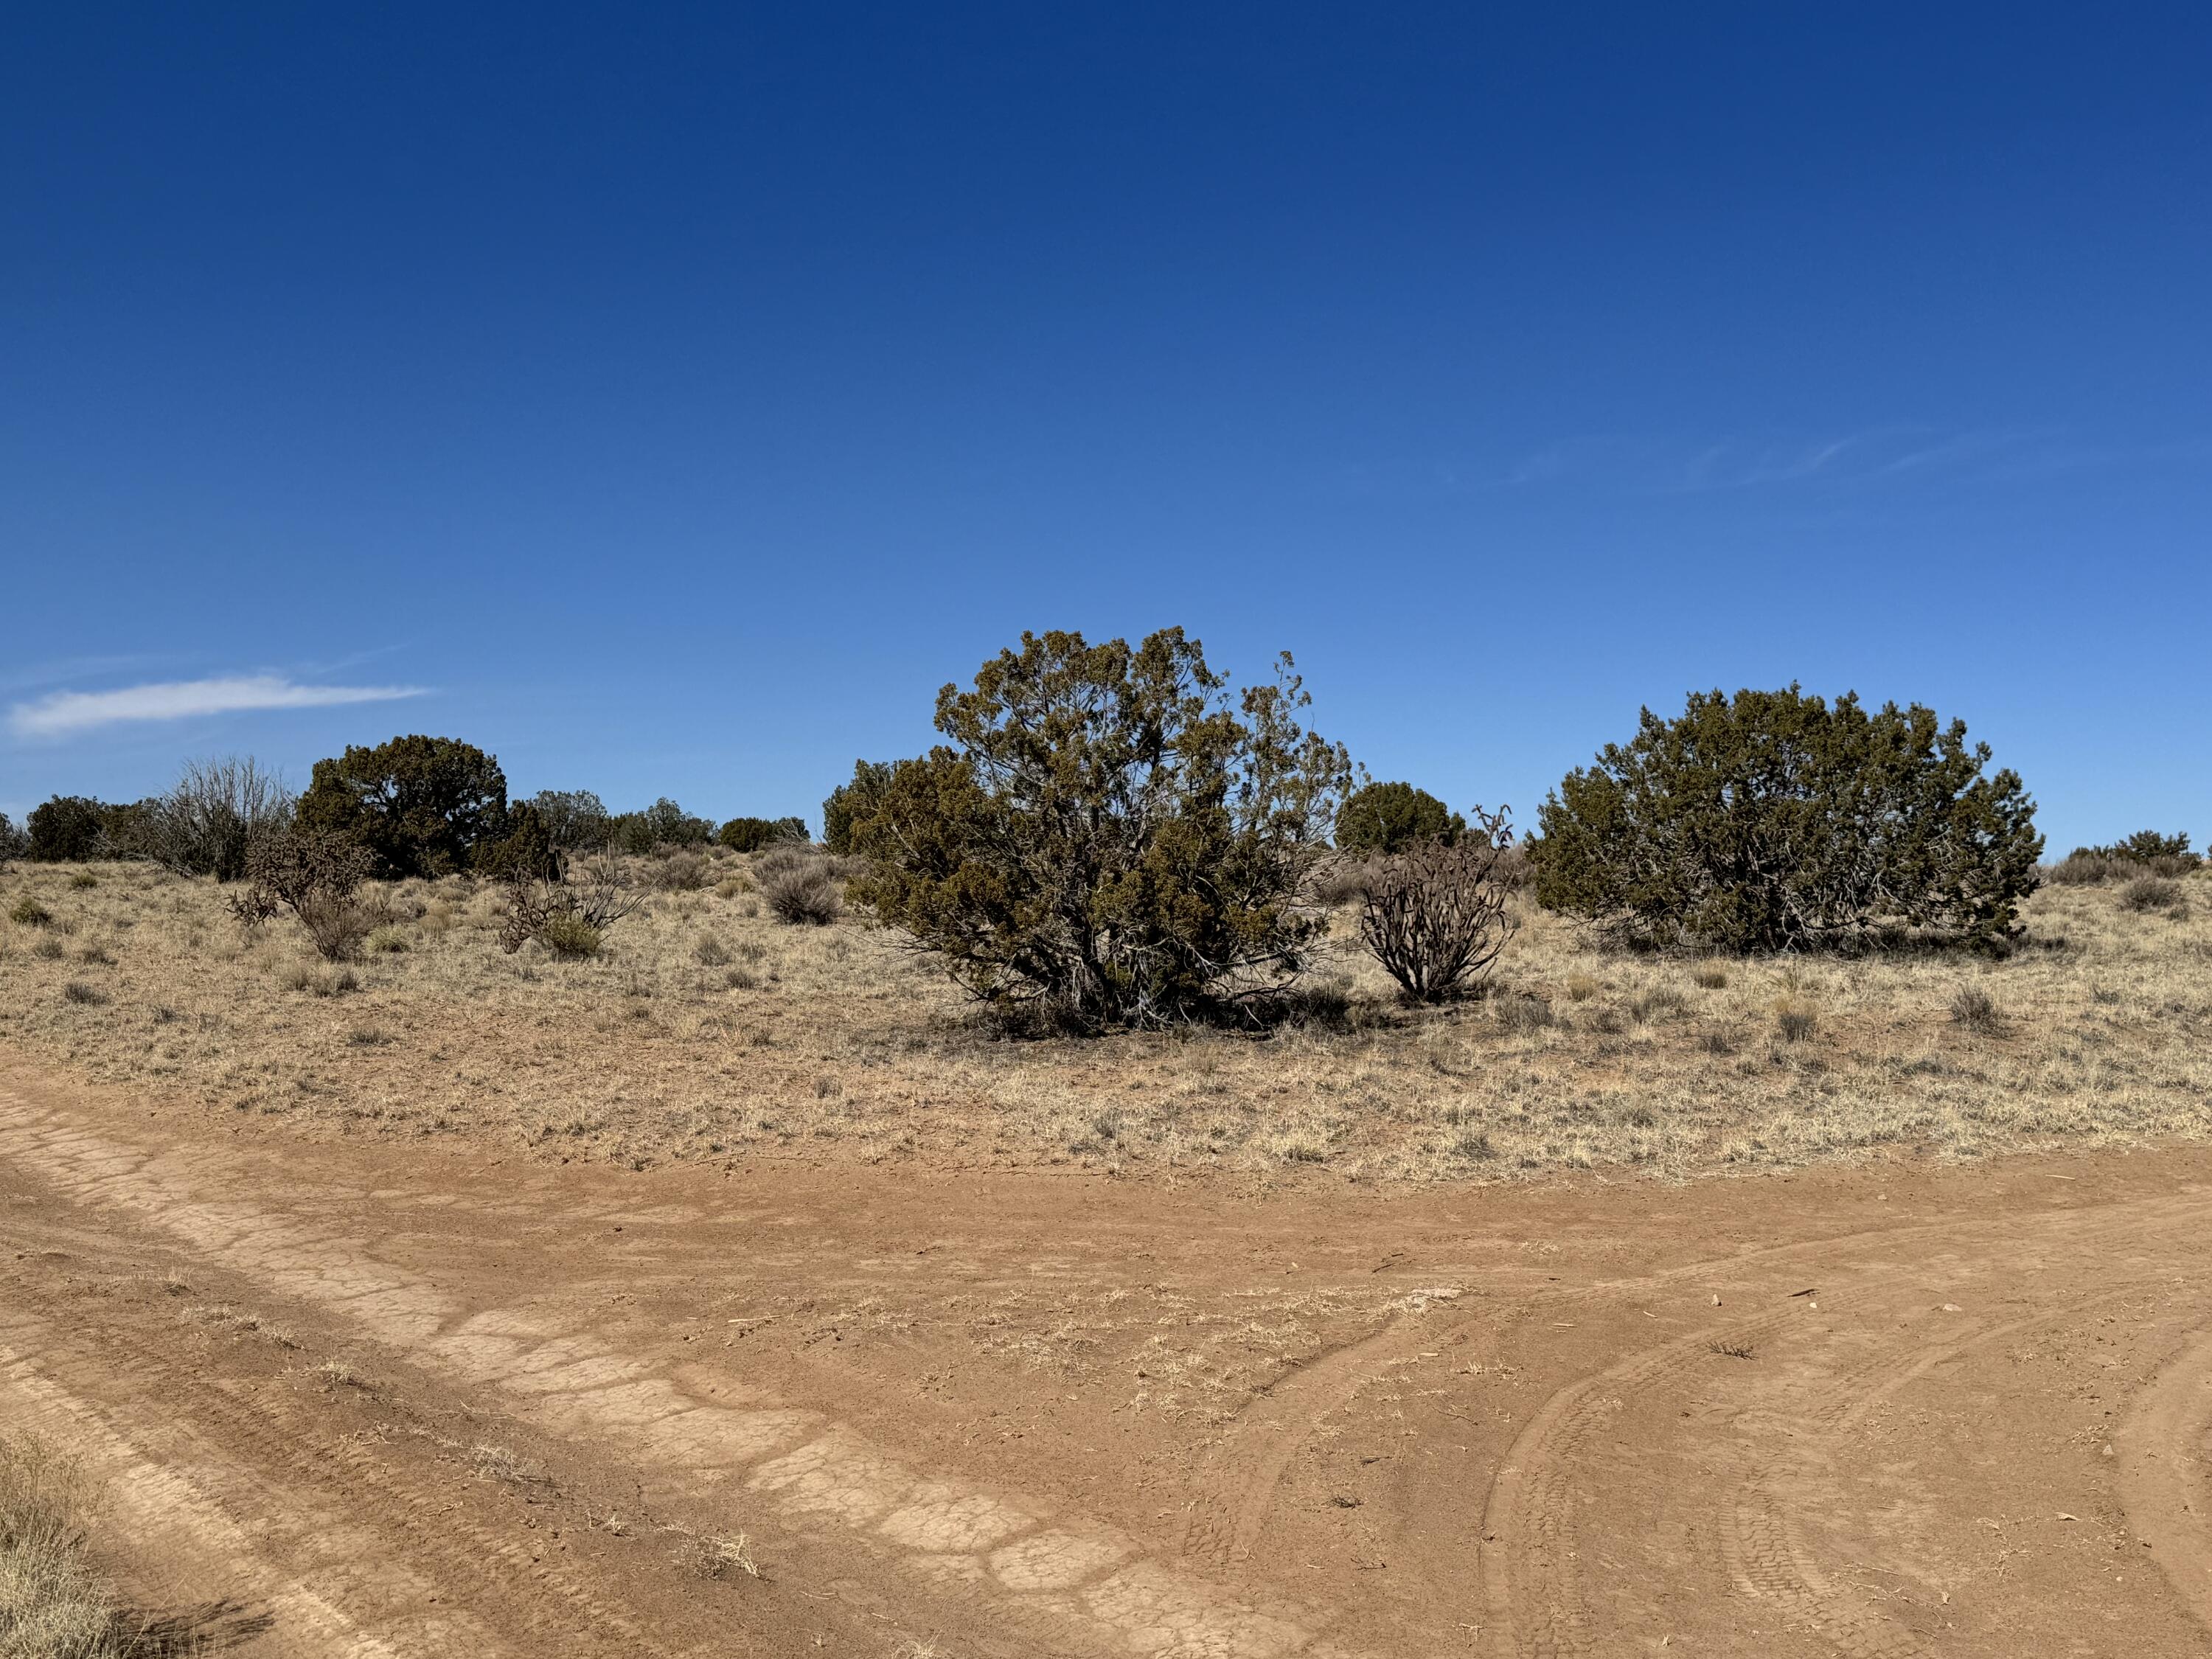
1, 857, 2208, 1183
467, 1444, 551, 1492
686, 1530, 760, 1581
0, 1431, 135, 1658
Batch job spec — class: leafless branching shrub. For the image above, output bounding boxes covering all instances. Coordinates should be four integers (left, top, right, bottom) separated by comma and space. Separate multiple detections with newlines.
1357, 809, 1514, 1004
139, 756, 293, 881
238, 827, 378, 960
498, 852, 647, 958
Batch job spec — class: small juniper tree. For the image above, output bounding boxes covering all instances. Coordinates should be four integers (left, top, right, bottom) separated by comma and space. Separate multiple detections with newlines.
851, 628, 1354, 1029
822, 762, 891, 854
296, 735, 509, 878
717, 815, 808, 852
1335, 781, 1465, 857
1531, 686, 2042, 951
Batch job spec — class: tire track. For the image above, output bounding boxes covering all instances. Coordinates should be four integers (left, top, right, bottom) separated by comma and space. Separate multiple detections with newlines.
1477, 1308, 1798, 1658
0, 1080, 1361, 1659
2115, 1307, 2212, 1638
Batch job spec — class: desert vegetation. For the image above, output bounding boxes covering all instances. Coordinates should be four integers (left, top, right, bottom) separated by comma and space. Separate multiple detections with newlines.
4, 638, 2205, 1186
0, 1431, 144, 1658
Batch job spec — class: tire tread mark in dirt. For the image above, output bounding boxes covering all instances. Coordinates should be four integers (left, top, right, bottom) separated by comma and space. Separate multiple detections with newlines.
1182, 1319, 1411, 1568
0, 1081, 1359, 1659
2115, 1304, 2212, 1638
1723, 1272, 2175, 1659
1478, 1310, 1797, 1659
0, 1307, 673, 1657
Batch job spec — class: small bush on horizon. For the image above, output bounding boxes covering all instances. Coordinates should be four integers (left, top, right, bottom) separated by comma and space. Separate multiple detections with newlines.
1335, 781, 1465, 858
717, 815, 808, 853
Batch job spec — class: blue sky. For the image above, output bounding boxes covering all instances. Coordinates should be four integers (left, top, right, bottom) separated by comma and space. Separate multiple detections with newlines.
4, 4, 2207, 852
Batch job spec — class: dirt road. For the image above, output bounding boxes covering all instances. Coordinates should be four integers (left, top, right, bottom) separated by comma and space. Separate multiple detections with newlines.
2, 1052, 2208, 1656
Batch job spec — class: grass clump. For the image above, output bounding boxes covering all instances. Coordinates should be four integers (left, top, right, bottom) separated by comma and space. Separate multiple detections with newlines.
537, 913, 605, 960
2120, 877, 2186, 914
1950, 984, 2001, 1033
0, 1431, 133, 1658
1773, 998, 1819, 1043
8, 897, 52, 928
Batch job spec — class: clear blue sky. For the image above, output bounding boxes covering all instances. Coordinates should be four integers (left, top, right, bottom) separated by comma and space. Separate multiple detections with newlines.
4, 4, 2207, 852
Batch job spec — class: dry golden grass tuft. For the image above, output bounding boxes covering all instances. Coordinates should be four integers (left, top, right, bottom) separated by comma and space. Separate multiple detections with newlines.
1, 854, 2209, 1184
0, 1431, 134, 1658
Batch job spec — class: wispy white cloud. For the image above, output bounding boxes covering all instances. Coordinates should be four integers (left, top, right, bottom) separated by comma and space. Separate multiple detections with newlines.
9, 675, 427, 738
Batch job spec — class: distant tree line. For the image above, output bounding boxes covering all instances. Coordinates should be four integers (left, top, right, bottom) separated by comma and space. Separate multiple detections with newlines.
5, 735, 811, 881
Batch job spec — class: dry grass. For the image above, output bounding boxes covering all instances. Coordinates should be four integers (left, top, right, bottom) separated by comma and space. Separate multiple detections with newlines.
1, 854, 2209, 1183
0, 1432, 135, 1659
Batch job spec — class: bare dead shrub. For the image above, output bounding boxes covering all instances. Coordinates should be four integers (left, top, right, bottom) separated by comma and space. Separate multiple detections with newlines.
239, 827, 378, 961
498, 852, 646, 958
140, 756, 293, 881
1356, 810, 1514, 1004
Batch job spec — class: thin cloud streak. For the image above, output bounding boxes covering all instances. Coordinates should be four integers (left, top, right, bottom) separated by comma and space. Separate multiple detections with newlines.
9, 675, 427, 737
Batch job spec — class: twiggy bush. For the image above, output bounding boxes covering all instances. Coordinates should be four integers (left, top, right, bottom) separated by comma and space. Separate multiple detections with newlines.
138, 756, 293, 881
498, 852, 644, 958
647, 849, 711, 891
1356, 810, 1514, 1004
239, 827, 379, 961
2121, 876, 2187, 914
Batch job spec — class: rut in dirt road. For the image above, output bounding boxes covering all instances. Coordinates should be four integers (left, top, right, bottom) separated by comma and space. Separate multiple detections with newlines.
6, 1057, 2212, 1658
0, 1082, 1371, 1659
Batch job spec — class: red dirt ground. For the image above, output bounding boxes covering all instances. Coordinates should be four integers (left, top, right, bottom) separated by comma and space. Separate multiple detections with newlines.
2, 1050, 2208, 1658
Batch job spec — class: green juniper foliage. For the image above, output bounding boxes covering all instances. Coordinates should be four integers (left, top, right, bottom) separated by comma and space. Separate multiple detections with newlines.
482, 800, 564, 883
526, 789, 613, 850
296, 735, 509, 878
851, 628, 1353, 1030
24, 796, 112, 862
2070, 830, 2197, 867
821, 761, 892, 855
717, 815, 809, 852
1531, 686, 2042, 951
611, 797, 715, 854
1335, 780, 1466, 856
